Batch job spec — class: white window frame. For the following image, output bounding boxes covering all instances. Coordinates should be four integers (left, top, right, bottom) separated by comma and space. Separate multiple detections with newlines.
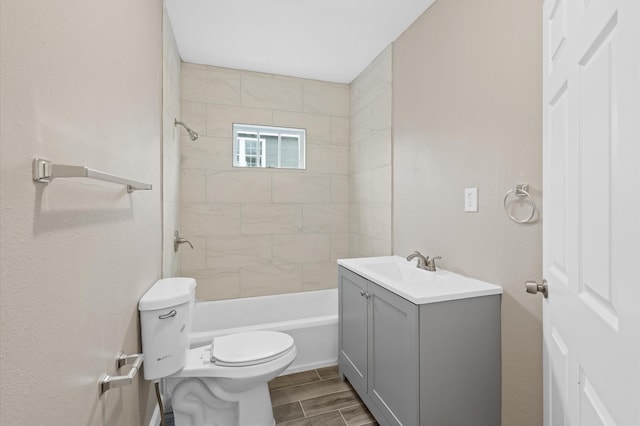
233, 124, 306, 169
236, 135, 265, 168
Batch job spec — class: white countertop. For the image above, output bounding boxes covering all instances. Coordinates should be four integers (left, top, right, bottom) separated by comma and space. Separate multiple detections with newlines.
338, 255, 502, 304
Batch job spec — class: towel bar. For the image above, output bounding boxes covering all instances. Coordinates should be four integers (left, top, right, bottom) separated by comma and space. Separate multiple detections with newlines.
32, 158, 152, 193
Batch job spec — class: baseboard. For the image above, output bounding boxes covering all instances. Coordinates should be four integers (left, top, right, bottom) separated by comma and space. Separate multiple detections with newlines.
149, 404, 160, 426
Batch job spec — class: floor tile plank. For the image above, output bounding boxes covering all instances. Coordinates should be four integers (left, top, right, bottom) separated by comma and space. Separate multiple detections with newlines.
270, 377, 351, 406
269, 369, 321, 392
301, 389, 361, 417
274, 401, 305, 424
317, 365, 339, 380
279, 410, 347, 426
340, 404, 377, 425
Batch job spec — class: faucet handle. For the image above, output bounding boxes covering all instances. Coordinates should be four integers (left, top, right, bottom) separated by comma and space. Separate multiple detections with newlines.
174, 230, 194, 252
428, 256, 442, 271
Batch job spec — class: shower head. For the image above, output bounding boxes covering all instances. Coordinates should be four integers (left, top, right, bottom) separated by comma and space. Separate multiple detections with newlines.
174, 119, 200, 141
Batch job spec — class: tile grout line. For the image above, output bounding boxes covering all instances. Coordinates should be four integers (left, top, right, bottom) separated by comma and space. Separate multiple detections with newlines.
298, 400, 307, 419
273, 400, 305, 426
339, 402, 363, 411
338, 402, 370, 426
295, 390, 360, 420
338, 407, 349, 426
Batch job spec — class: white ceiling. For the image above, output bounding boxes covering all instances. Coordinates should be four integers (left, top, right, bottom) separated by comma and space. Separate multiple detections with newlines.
165, 0, 436, 84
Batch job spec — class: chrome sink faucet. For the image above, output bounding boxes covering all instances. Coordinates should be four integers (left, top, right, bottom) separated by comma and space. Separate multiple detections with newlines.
406, 251, 441, 272
406, 251, 428, 269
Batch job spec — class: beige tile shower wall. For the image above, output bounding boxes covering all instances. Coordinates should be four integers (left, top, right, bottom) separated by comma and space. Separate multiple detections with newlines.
393, 1, 543, 425
349, 46, 393, 257
179, 64, 349, 300
163, 8, 182, 277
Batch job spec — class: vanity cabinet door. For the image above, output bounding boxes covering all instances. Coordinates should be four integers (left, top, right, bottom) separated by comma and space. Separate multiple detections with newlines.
368, 282, 419, 426
338, 267, 369, 395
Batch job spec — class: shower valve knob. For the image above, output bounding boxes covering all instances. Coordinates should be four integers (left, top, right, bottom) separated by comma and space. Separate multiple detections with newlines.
174, 230, 194, 252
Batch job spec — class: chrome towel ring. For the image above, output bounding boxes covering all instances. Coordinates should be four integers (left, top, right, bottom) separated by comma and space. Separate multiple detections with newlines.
504, 184, 537, 224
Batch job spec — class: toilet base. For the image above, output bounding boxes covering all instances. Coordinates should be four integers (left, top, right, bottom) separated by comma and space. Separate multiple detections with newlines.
169, 377, 276, 426
165, 343, 296, 426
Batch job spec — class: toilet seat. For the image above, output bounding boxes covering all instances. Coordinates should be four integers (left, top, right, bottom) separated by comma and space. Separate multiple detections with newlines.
212, 331, 295, 367
172, 340, 297, 379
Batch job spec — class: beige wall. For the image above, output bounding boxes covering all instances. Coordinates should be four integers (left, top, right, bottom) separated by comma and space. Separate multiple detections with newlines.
179, 64, 350, 300
163, 8, 182, 277
349, 46, 393, 257
0, 0, 162, 425
392, 0, 543, 425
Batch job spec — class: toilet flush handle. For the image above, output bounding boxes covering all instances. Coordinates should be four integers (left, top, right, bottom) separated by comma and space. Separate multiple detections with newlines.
158, 310, 177, 319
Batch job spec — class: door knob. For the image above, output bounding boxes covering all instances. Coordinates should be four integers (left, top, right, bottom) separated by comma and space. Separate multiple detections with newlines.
525, 279, 548, 298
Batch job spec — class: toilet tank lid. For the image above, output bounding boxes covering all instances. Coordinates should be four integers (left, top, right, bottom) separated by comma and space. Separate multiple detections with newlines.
138, 277, 196, 311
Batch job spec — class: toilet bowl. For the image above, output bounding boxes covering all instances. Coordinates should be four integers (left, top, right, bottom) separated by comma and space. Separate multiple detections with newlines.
139, 278, 297, 426
169, 337, 296, 426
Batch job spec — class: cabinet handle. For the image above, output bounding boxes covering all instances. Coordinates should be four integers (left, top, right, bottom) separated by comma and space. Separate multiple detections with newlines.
360, 290, 371, 299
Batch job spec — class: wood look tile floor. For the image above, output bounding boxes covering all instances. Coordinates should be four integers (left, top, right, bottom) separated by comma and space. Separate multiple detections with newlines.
269, 366, 378, 426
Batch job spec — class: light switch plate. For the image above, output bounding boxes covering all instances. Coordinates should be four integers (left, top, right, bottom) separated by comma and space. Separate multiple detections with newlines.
465, 188, 478, 212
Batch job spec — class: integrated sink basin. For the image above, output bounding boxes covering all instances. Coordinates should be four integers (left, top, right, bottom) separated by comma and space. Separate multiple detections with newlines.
338, 255, 502, 304
364, 261, 448, 284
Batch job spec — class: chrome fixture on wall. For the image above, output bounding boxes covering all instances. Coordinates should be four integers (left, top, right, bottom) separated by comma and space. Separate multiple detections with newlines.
503, 183, 537, 224
174, 230, 194, 252
32, 158, 152, 193
174, 119, 200, 141
98, 352, 144, 396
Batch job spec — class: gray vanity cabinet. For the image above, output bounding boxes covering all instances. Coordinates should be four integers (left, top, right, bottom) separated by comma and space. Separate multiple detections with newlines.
338, 266, 369, 394
338, 265, 501, 426
339, 266, 419, 426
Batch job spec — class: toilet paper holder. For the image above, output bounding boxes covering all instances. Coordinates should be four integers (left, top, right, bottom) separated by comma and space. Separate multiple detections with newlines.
98, 352, 144, 396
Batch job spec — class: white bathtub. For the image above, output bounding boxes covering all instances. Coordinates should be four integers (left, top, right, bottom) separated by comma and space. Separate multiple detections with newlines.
189, 288, 338, 374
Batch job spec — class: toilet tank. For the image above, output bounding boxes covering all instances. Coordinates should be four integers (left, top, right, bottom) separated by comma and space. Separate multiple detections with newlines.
139, 277, 196, 381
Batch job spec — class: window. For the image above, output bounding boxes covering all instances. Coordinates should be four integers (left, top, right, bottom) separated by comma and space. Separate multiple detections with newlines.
233, 124, 306, 169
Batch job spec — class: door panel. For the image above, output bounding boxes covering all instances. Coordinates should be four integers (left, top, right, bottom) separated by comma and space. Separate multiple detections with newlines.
578, 369, 617, 425
542, 0, 639, 425
548, 82, 569, 286
577, 11, 617, 328
548, 0, 567, 71
548, 327, 569, 425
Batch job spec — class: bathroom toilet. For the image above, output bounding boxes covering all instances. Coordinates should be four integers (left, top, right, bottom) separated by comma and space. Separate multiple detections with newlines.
139, 277, 297, 426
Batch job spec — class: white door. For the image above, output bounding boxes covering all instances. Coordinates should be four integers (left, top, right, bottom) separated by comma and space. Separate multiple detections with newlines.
542, 0, 639, 424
